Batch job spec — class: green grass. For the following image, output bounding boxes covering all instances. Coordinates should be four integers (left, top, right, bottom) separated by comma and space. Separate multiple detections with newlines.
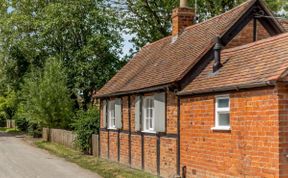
0, 127, 21, 134
0, 127, 7, 131
35, 141, 156, 178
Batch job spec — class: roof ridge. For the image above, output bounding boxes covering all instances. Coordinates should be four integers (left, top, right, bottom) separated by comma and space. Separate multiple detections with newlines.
184, 0, 256, 32
222, 32, 288, 54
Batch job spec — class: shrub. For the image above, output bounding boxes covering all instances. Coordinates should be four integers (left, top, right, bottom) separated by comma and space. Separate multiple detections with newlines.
15, 117, 29, 132
72, 106, 100, 154
28, 122, 42, 138
0, 117, 5, 127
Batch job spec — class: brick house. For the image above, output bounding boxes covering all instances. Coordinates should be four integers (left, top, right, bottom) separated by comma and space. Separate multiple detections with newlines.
96, 0, 288, 177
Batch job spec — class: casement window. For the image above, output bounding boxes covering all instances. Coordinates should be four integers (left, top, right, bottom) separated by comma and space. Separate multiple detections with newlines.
135, 93, 165, 133
143, 96, 155, 132
108, 100, 116, 129
213, 96, 230, 130
103, 98, 122, 129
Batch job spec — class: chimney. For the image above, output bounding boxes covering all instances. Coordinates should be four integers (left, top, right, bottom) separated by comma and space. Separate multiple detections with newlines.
213, 36, 223, 72
172, 0, 195, 36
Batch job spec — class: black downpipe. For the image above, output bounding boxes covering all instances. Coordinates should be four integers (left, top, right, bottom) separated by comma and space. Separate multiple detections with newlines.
107, 129, 110, 159
156, 133, 160, 175
140, 95, 144, 170
128, 96, 132, 165
176, 96, 181, 175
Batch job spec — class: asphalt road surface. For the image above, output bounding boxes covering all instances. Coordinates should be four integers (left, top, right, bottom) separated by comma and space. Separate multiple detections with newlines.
0, 132, 101, 178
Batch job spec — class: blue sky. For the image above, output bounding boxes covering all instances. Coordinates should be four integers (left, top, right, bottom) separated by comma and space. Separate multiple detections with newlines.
121, 33, 134, 57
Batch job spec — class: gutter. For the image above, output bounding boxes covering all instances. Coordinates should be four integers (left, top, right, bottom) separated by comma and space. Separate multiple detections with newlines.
177, 81, 276, 96
96, 83, 176, 99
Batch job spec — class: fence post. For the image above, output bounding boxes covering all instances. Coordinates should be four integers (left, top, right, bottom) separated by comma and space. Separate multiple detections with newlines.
92, 134, 99, 157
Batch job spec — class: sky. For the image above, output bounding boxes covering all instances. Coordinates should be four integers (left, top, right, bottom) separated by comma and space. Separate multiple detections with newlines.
121, 33, 134, 57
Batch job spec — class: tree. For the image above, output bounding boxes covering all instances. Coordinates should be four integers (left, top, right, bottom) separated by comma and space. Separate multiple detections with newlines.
0, 0, 125, 107
113, 0, 287, 51
18, 58, 73, 138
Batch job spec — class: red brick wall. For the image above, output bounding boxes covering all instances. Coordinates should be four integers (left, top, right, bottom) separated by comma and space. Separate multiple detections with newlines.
160, 137, 177, 177
167, 91, 178, 134
144, 136, 157, 174
100, 131, 108, 158
119, 133, 129, 164
180, 87, 280, 177
99, 91, 178, 177
277, 83, 288, 177
122, 96, 129, 131
109, 132, 118, 162
100, 85, 287, 177
226, 19, 270, 49
131, 134, 142, 169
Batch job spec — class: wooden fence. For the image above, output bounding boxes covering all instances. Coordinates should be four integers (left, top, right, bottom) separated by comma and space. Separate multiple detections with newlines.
42, 128, 99, 156
6, 120, 16, 128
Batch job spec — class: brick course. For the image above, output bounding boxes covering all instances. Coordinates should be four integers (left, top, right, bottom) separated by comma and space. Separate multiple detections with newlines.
98, 12, 285, 178
226, 19, 270, 49
100, 92, 178, 177
180, 87, 280, 177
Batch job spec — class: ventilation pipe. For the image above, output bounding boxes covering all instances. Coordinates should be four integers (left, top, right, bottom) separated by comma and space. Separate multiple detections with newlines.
213, 36, 223, 72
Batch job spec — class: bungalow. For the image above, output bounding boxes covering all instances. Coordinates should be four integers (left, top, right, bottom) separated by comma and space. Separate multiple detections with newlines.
96, 0, 288, 177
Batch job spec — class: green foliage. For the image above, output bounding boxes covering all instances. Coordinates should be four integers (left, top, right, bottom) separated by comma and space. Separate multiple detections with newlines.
114, 0, 287, 51
18, 58, 73, 130
0, 0, 125, 107
0, 90, 18, 121
15, 117, 29, 132
72, 107, 100, 153
28, 122, 42, 138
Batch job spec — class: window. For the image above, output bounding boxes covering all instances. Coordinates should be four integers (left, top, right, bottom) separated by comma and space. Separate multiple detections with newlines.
213, 96, 230, 130
143, 96, 155, 132
108, 100, 116, 129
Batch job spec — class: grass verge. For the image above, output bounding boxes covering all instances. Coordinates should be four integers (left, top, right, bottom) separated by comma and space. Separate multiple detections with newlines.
35, 141, 156, 178
0, 127, 21, 134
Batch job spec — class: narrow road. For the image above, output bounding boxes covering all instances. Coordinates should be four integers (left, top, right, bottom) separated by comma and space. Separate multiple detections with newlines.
0, 132, 101, 178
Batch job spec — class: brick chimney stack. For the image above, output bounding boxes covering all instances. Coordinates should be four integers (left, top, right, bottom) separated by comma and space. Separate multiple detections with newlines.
172, 0, 195, 36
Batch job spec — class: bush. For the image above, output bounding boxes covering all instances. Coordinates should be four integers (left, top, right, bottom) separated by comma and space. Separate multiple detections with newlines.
15, 117, 29, 132
28, 122, 42, 138
72, 107, 100, 154
0, 117, 5, 127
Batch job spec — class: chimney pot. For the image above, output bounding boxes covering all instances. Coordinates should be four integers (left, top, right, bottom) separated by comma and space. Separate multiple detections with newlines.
180, 0, 188, 7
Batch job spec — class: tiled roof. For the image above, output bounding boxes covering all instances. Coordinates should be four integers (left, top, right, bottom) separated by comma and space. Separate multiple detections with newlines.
96, 0, 256, 97
179, 32, 288, 95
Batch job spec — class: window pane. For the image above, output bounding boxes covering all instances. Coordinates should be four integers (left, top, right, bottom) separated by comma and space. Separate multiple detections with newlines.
150, 109, 153, 117
149, 118, 153, 129
218, 113, 230, 126
146, 119, 149, 130
218, 98, 229, 108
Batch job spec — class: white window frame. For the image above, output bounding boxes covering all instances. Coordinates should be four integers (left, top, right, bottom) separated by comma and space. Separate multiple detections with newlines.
142, 96, 155, 133
108, 100, 116, 129
212, 95, 231, 131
